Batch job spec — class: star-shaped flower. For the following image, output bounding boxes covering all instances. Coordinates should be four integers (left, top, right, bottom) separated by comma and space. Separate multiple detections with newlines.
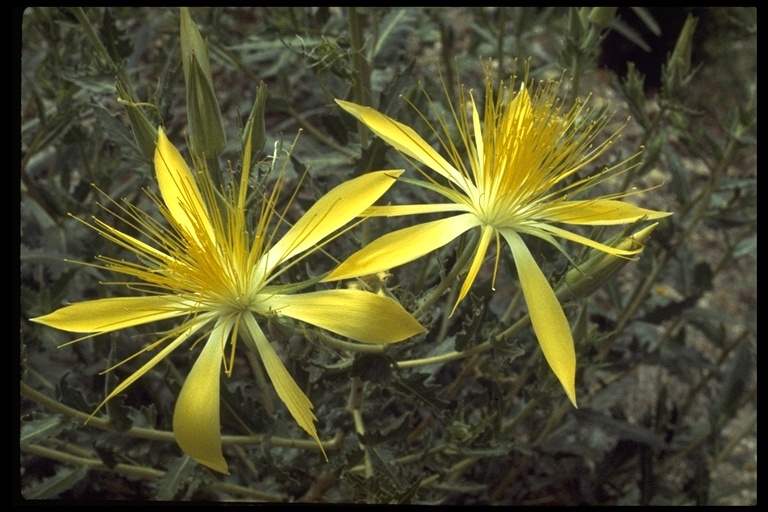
32, 128, 425, 473
326, 76, 670, 405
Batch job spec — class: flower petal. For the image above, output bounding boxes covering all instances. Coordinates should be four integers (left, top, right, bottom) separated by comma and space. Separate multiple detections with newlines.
336, 100, 466, 186
502, 229, 577, 407
242, 314, 322, 454
522, 222, 641, 257
174, 318, 230, 474
364, 203, 469, 217
154, 127, 215, 245
264, 170, 403, 269
455, 225, 494, 308
30, 295, 189, 334
543, 199, 671, 226
261, 289, 425, 343
324, 213, 482, 282
95, 319, 207, 419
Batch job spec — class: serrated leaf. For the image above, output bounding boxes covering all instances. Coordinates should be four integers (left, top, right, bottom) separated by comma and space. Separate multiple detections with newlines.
393, 372, 449, 415
359, 413, 412, 446
156, 455, 197, 501
23, 466, 89, 500
57, 377, 94, 413
127, 403, 158, 430
20, 415, 68, 446
454, 294, 487, 351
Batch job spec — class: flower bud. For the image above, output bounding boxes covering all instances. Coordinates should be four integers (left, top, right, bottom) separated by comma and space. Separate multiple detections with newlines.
241, 81, 267, 165
588, 7, 617, 30
180, 8, 226, 157
559, 223, 659, 301
116, 79, 157, 161
662, 14, 698, 99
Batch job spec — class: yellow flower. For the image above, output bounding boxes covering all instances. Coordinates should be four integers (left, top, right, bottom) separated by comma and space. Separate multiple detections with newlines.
325, 76, 670, 406
31, 128, 425, 473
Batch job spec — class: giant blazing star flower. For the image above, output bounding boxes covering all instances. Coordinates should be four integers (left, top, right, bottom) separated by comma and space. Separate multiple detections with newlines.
32, 128, 425, 473
326, 76, 670, 406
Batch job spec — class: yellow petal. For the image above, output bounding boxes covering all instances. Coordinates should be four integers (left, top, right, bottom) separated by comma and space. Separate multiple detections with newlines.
507, 84, 533, 133
265, 170, 403, 269
262, 289, 425, 343
324, 213, 482, 282
543, 199, 671, 226
174, 318, 230, 474
522, 222, 641, 257
154, 127, 215, 245
242, 314, 323, 454
470, 92, 484, 175
97, 319, 206, 417
91, 217, 171, 264
455, 225, 494, 308
502, 229, 577, 407
364, 203, 469, 217
30, 295, 188, 334
336, 99, 466, 186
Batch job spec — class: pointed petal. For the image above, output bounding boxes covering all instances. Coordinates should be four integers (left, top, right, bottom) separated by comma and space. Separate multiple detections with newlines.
96, 319, 206, 417
470, 92, 484, 175
543, 199, 671, 226
262, 289, 425, 343
365, 203, 469, 217
265, 170, 402, 269
242, 314, 322, 452
336, 100, 465, 186
502, 229, 577, 407
522, 222, 641, 257
154, 128, 214, 244
455, 225, 494, 307
30, 295, 189, 334
174, 318, 230, 474
324, 214, 482, 282
91, 217, 172, 264
508, 84, 533, 132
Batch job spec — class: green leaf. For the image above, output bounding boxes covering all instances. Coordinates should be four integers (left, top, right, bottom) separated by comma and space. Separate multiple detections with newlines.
454, 294, 487, 351
23, 466, 89, 499
57, 377, 94, 413
156, 455, 198, 501
393, 372, 449, 415
359, 413, 413, 446
20, 414, 68, 446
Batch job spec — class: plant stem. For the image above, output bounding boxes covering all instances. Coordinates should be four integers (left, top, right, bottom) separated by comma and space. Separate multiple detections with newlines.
20, 381, 342, 453
347, 7, 371, 148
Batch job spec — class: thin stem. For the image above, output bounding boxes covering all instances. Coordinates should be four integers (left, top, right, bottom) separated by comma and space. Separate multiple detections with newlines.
395, 306, 531, 370
20, 381, 342, 453
21, 444, 286, 501
319, 331, 388, 354
348, 376, 373, 478
347, 7, 370, 148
